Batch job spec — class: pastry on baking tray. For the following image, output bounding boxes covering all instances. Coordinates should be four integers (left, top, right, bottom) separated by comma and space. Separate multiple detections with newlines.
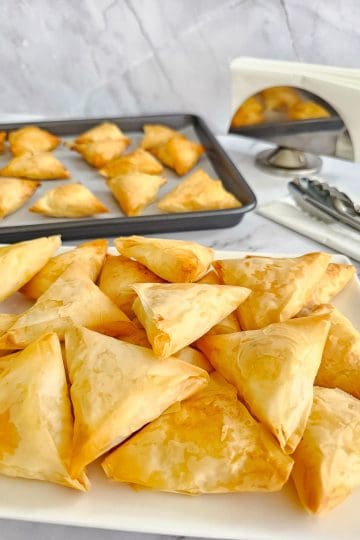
71, 138, 130, 169
302, 262, 355, 310
8, 126, 60, 156
0, 177, 39, 218
214, 252, 331, 329
107, 172, 166, 217
231, 97, 264, 127
140, 124, 177, 150
287, 101, 330, 120
308, 304, 360, 399
102, 373, 293, 494
198, 314, 330, 454
98, 254, 164, 317
74, 122, 129, 144
132, 282, 251, 359
0, 131, 6, 153
150, 134, 204, 176
21, 239, 108, 300
0, 235, 60, 303
292, 386, 360, 514
158, 169, 241, 213
0, 333, 89, 491
0, 152, 70, 180
65, 325, 208, 477
0, 263, 129, 349
29, 183, 108, 218
114, 235, 214, 282
261, 86, 301, 111
99, 148, 163, 178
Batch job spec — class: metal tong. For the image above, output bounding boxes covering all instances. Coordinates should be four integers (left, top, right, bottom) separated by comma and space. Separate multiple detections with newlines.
288, 177, 360, 232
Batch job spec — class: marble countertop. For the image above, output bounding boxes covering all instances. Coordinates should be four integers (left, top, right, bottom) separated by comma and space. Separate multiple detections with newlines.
1, 131, 359, 540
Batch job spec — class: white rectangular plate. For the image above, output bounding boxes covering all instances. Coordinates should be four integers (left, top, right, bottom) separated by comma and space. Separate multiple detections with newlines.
0, 248, 359, 540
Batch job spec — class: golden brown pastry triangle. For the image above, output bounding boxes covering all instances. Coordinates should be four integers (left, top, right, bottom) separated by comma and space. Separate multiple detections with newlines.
21, 239, 108, 300
29, 183, 108, 218
107, 172, 166, 216
150, 134, 204, 176
102, 372, 293, 494
8, 126, 60, 156
0, 177, 39, 218
158, 169, 241, 213
0, 263, 129, 349
214, 252, 331, 329
198, 314, 330, 453
65, 326, 209, 477
71, 139, 130, 169
310, 305, 360, 399
99, 148, 163, 177
292, 386, 360, 514
303, 262, 355, 309
140, 124, 176, 150
0, 314, 18, 335
74, 122, 128, 144
98, 254, 164, 317
174, 346, 213, 372
0, 333, 89, 490
231, 97, 264, 127
0, 152, 70, 180
0, 131, 6, 153
0, 235, 60, 302
114, 235, 214, 282
132, 282, 251, 358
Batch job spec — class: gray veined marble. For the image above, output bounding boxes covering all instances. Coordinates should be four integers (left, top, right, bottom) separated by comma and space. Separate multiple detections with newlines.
1, 0, 360, 132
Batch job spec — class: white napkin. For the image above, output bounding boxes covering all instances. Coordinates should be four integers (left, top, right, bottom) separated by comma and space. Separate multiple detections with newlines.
257, 197, 360, 261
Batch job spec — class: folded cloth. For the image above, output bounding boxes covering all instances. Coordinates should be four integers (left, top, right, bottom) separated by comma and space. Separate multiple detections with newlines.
257, 197, 360, 262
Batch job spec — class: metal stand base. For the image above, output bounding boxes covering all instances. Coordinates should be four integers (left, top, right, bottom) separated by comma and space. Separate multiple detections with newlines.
255, 146, 323, 176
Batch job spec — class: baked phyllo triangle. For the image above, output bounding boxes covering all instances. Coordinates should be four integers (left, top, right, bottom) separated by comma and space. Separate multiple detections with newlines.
21, 239, 108, 300
98, 254, 164, 317
8, 126, 60, 156
107, 172, 166, 216
292, 386, 360, 514
197, 314, 330, 454
150, 134, 204, 175
0, 333, 89, 490
74, 122, 129, 144
140, 124, 176, 150
214, 252, 331, 329
99, 148, 163, 178
71, 138, 130, 169
102, 373, 293, 494
310, 305, 360, 399
158, 169, 241, 213
29, 183, 108, 218
0, 177, 39, 218
0, 131, 6, 153
0, 263, 129, 349
114, 235, 214, 282
132, 282, 251, 359
0, 152, 70, 180
65, 325, 209, 477
302, 262, 355, 310
0, 235, 60, 302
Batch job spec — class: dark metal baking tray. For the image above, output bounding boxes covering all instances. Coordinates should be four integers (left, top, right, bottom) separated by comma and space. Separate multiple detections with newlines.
0, 114, 256, 242
229, 115, 344, 138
